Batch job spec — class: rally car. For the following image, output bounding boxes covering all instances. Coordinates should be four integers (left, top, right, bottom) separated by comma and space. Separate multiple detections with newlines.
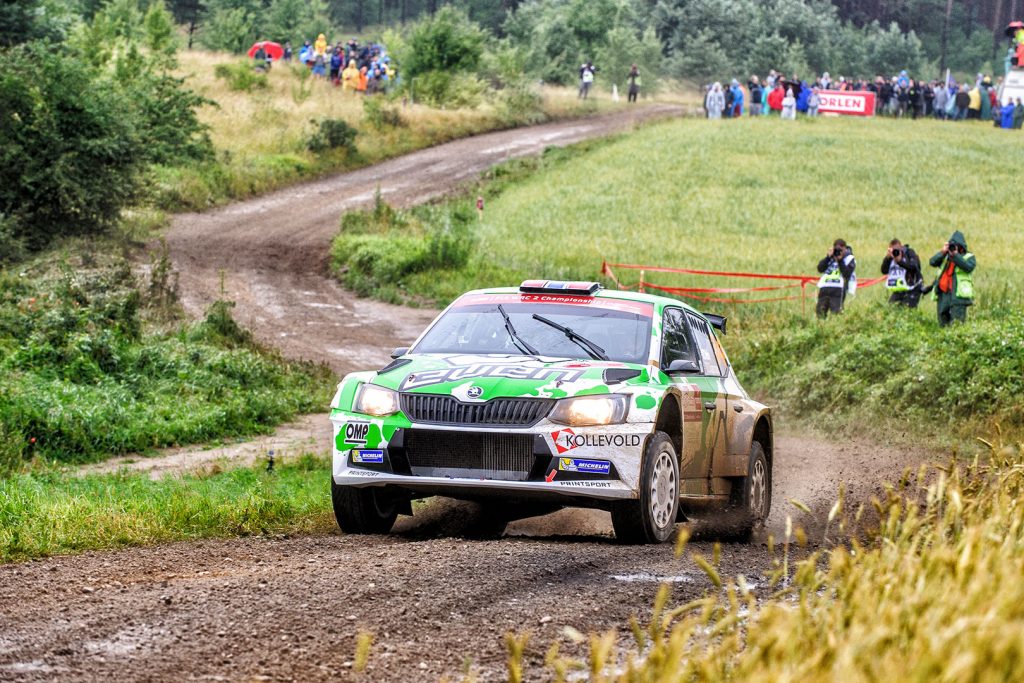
329, 280, 773, 543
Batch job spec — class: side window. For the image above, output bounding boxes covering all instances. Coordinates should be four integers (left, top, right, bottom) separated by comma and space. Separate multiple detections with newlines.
686, 314, 722, 376
660, 308, 696, 367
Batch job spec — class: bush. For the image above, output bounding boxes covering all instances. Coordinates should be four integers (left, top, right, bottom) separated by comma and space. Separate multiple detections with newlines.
363, 97, 404, 131
0, 43, 144, 250
214, 61, 269, 92
306, 118, 358, 154
399, 6, 486, 80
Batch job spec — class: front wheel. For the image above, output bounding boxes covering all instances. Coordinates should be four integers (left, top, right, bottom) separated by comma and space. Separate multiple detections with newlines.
331, 479, 398, 535
722, 441, 771, 540
611, 431, 679, 544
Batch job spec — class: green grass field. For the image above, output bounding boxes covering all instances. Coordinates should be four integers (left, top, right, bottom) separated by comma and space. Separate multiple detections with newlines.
0, 454, 332, 562
408, 115, 1024, 304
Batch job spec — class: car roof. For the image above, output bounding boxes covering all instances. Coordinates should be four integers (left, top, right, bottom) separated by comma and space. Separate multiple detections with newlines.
458, 286, 704, 317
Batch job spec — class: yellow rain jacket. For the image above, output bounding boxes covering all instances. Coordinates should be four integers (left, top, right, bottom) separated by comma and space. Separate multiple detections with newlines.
341, 61, 359, 91
314, 34, 327, 56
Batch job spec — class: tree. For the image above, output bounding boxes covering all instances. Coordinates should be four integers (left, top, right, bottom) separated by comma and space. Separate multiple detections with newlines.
144, 0, 178, 56
400, 6, 487, 78
0, 44, 144, 249
199, 0, 261, 53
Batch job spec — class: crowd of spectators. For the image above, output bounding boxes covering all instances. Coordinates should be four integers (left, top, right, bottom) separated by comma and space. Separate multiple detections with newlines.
704, 69, 1024, 129
253, 35, 396, 94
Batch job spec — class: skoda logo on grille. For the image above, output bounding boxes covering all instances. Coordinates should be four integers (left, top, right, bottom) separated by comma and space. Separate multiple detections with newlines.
466, 385, 484, 399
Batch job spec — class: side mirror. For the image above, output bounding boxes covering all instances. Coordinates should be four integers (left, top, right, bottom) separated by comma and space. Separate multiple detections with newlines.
390, 347, 409, 359
665, 358, 701, 374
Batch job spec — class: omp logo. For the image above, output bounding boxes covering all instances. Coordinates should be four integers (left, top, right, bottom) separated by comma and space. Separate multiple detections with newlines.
550, 428, 641, 454
344, 421, 369, 445
401, 365, 585, 390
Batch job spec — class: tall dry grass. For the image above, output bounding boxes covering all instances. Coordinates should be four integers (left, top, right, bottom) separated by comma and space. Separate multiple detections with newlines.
505, 435, 1024, 680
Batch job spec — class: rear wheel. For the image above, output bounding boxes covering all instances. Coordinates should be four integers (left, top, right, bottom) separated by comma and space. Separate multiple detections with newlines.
611, 431, 679, 544
722, 441, 771, 540
331, 479, 398, 535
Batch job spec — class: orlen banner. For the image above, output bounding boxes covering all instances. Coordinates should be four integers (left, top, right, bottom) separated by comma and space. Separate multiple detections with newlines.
818, 90, 875, 116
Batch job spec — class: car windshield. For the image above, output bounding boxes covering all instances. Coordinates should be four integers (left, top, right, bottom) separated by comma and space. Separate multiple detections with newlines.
414, 301, 652, 364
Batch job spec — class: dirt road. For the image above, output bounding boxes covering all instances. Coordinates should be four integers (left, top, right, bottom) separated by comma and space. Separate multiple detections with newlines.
0, 107, 937, 681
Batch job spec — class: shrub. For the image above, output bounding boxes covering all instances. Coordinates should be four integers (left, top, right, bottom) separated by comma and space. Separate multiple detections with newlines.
363, 97, 404, 131
214, 61, 269, 92
306, 118, 357, 154
0, 43, 144, 250
399, 6, 486, 80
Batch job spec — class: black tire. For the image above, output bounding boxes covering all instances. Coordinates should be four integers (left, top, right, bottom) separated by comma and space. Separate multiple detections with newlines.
611, 431, 680, 544
724, 441, 771, 541
331, 479, 398, 535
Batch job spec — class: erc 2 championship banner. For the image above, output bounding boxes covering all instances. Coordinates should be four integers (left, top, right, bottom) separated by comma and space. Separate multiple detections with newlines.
818, 90, 876, 116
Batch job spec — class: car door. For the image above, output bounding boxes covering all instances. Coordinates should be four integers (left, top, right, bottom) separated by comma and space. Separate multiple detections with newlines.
709, 329, 756, 480
684, 313, 729, 488
660, 307, 707, 495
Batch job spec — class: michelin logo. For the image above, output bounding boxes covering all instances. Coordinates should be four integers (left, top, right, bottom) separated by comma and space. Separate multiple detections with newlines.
352, 449, 384, 464
558, 458, 611, 475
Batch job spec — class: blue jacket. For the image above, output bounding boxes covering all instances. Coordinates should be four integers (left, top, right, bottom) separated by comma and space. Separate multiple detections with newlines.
796, 81, 810, 112
730, 85, 744, 112
1002, 103, 1016, 129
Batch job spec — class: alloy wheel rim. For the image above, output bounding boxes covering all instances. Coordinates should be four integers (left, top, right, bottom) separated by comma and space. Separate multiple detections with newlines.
749, 459, 766, 523
649, 451, 677, 529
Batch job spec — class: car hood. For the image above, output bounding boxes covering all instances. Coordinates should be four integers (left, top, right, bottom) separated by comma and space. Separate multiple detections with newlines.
371, 354, 653, 401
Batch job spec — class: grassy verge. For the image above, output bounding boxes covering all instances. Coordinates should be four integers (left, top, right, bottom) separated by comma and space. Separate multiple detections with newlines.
156, 51, 630, 211
0, 454, 332, 563
330, 115, 1024, 444
520, 435, 1024, 680
0, 244, 334, 470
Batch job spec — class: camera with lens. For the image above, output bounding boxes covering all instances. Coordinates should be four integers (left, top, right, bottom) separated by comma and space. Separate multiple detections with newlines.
948, 244, 960, 255
832, 247, 843, 258
892, 248, 901, 258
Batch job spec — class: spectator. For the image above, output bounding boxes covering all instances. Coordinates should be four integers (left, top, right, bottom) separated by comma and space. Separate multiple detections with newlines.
807, 87, 820, 117
729, 79, 744, 117
627, 64, 641, 103
816, 239, 856, 318
706, 82, 725, 119
967, 84, 982, 119
312, 52, 326, 78
1014, 98, 1024, 129
955, 85, 971, 120
282, 42, 292, 62
781, 87, 796, 119
253, 42, 266, 67
881, 238, 923, 308
330, 48, 343, 85
314, 33, 327, 57
357, 65, 368, 93
928, 231, 976, 326
933, 81, 948, 119
578, 62, 596, 99
748, 76, 763, 116
767, 82, 784, 113
342, 59, 358, 92
980, 77, 993, 121
909, 80, 922, 119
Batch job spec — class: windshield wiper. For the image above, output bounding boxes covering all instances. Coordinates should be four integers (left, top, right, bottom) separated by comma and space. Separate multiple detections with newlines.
497, 304, 540, 357
531, 313, 608, 361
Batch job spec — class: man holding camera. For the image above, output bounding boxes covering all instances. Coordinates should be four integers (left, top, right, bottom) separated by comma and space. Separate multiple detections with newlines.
816, 238, 856, 318
928, 230, 976, 326
881, 238, 923, 308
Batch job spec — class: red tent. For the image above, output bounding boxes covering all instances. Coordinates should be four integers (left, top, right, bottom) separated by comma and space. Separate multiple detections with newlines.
247, 41, 283, 60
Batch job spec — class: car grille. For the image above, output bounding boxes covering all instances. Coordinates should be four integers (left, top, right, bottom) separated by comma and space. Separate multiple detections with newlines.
400, 394, 553, 427
403, 430, 536, 481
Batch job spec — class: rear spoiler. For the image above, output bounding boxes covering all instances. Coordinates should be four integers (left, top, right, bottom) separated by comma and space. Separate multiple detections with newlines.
703, 313, 727, 335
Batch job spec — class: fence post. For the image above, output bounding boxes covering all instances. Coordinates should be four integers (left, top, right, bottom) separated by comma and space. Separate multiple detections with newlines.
639, 270, 645, 293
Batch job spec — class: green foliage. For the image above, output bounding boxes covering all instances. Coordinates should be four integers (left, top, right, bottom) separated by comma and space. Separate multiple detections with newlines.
199, 0, 260, 53
306, 118, 357, 154
331, 197, 476, 303
0, 454, 332, 561
0, 43, 143, 250
214, 60, 269, 91
399, 6, 487, 80
362, 97, 404, 131
412, 70, 487, 108
143, 0, 178, 56
262, 0, 330, 47
0, 256, 332, 465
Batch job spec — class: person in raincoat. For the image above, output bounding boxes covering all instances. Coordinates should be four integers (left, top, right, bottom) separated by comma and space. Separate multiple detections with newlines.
927, 231, 976, 326
341, 59, 358, 92
357, 65, 369, 93
979, 77, 993, 121
1001, 100, 1016, 128
807, 87, 821, 116
781, 88, 796, 120
967, 85, 982, 119
728, 79, 744, 116
314, 33, 328, 57
706, 83, 725, 119
1013, 98, 1024, 129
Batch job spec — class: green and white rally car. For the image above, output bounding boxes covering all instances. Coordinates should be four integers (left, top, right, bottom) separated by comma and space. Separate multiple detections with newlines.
329, 280, 772, 543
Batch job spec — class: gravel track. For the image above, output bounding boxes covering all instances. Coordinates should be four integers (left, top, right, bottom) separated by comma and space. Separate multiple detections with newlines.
0, 107, 937, 681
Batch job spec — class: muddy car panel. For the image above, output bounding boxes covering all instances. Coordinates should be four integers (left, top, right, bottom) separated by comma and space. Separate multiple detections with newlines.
329, 283, 772, 511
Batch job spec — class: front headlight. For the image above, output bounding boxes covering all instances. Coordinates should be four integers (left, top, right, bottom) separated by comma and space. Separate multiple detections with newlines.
548, 394, 630, 427
353, 383, 400, 416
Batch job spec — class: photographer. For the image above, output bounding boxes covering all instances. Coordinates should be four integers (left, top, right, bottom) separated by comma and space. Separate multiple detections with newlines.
928, 231, 976, 326
816, 238, 856, 318
881, 238, 923, 308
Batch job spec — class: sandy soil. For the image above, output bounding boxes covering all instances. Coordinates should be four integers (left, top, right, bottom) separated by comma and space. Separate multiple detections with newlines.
0, 106, 940, 681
